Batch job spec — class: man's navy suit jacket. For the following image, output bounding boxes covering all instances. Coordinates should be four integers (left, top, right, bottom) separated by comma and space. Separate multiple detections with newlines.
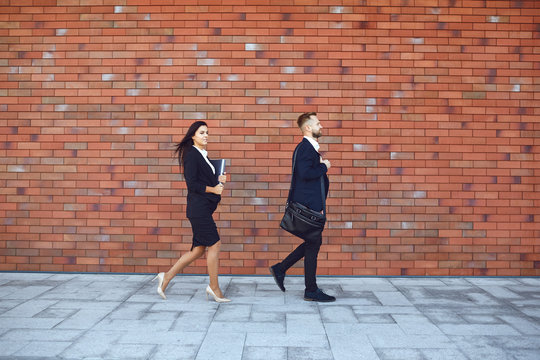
183, 147, 221, 218
291, 138, 329, 213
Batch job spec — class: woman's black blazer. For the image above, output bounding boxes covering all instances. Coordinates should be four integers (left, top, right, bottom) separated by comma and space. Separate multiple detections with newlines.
183, 147, 221, 218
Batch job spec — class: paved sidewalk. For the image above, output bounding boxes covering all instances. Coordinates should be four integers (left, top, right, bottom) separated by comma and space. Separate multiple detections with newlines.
0, 273, 539, 359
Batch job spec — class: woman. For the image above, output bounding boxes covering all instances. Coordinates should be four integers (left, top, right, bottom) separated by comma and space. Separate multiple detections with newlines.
153, 121, 230, 302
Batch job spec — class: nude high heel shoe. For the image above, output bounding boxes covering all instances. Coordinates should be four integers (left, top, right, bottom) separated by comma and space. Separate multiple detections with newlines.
205, 285, 231, 303
152, 272, 167, 300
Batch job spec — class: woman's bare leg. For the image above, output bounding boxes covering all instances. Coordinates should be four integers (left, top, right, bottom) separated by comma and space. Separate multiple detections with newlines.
161, 246, 205, 291
207, 241, 224, 298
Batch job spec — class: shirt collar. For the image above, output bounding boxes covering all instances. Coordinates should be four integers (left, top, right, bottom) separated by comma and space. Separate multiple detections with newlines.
303, 136, 320, 152
192, 145, 208, 158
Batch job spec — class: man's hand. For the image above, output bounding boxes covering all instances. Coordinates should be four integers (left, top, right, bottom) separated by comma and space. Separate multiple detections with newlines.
321, 158, 331, 169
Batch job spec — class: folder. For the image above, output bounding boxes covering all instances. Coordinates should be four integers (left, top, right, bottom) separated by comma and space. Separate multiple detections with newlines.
209, 159, 226, 182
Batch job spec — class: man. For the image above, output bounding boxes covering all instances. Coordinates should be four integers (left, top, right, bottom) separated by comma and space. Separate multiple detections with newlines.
270, 112, 335, 302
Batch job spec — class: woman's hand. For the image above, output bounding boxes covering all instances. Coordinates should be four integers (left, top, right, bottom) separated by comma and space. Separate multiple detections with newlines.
206, 183, 224, 195
212, 183, 224, 195
218, 172, 227, 184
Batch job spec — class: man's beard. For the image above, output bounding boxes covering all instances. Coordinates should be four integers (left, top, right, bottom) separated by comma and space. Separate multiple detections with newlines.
312, 129, 322, 138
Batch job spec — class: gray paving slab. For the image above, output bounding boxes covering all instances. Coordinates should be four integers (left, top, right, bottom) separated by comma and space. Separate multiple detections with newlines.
103, 343, 156, 360
519, 278, 540, 286
520, 307, 540, 318
60, 330, 124, 359
0, 272, 539, 360
319, 305, 357, 323
392, 314, 444, 335
373, 290, 413, 306
214, 303, 251, 321
324, 322, 404, 337
252, 313, 286, 325
452, 335, 514, 359
288, 346, 334, 360
0, 299, 22, 314
423, 309, 464, 324
287, 313, 326, 334
0, 299, 58, 317
476, 285, 524, 299
241, 346, 287, 360
1, 329, 83, 341
93, 318, 175, 331
509, 349, 540, 360
208, 320, 285, 333
353, 305, 421, 315
438, 323, 521, 336
108, 302, 153, 319
499, 314, 540, 335
172, 310, 215, 332
55, 308, 122, 330
355, 314, 395, 323
0, 316, 63, 329
118, 330, 206, 346
420, 348, 469, 360
151, 344, 199, 360
13, 340, 72, 358
196, 332, 246, 360
327, 333, 379, 360
244, 332, 329, 347
0, 285, 54, 300
0, 340, 28, 357
376, 348, 423, 360
369, 334, 456, 349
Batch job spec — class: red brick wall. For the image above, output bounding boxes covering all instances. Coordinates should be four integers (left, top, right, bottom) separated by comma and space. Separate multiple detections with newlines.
1, 0, 539, 276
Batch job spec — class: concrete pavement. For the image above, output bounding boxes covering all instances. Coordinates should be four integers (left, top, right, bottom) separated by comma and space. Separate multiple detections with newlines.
0, 272, 539, 359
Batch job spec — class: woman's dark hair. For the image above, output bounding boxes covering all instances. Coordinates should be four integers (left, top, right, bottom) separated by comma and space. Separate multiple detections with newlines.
174, 121, 208, 168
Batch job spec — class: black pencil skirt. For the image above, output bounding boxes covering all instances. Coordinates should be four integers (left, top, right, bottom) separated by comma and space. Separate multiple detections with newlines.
189, 216, 220, 249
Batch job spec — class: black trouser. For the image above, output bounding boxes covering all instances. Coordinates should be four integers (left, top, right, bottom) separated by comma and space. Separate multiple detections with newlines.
276, 236, 322, 293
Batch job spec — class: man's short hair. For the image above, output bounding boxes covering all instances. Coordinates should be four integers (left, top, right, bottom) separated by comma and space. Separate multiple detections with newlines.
297, 112, 317, 129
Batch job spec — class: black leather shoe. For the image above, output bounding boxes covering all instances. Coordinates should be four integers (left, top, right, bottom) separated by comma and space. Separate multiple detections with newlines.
304, 288, 336, 302
269, 264, 286, 292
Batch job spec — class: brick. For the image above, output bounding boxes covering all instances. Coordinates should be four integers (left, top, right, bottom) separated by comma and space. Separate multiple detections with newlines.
0, 0, 537, 276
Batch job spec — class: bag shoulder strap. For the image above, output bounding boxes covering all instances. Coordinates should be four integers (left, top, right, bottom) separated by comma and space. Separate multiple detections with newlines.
285, 146, 298, 203
287, 145, 326, 215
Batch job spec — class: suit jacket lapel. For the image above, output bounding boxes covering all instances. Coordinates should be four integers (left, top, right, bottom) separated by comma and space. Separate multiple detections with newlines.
195, 150, 214, 180
302, 137, 319, 159
302, 138, 329, 185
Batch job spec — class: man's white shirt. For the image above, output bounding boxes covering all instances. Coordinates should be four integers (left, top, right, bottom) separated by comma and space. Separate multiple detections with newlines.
303, 136, 320, 152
